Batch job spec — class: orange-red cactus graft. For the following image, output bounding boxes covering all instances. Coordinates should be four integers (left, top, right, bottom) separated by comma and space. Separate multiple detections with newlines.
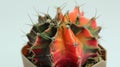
56, 7, 64, 21
79, 16, 89, 26
50, 27, 65, 53
27, 6, 101, 67
87, 38, 98, 48
69, 6, 81, 23
91, 18, 97, 28
68, 6, 89, 26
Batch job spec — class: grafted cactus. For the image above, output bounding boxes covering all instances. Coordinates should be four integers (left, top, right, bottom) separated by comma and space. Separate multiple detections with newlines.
26, 6, 101, 67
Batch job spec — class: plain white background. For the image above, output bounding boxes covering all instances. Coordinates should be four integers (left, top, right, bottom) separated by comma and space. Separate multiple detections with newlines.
0, 0, 120, 67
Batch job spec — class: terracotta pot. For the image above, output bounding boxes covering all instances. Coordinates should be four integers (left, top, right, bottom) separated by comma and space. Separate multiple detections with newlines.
21, 44, 106, 67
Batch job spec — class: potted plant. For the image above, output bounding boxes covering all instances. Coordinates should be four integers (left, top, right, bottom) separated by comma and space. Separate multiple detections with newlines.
21, 6, 106, 67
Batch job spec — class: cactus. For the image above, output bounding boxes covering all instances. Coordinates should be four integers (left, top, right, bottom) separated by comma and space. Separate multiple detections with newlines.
26, 6, 101, 67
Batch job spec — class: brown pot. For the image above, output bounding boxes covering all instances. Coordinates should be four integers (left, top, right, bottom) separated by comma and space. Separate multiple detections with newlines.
21, 44, 106, 67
